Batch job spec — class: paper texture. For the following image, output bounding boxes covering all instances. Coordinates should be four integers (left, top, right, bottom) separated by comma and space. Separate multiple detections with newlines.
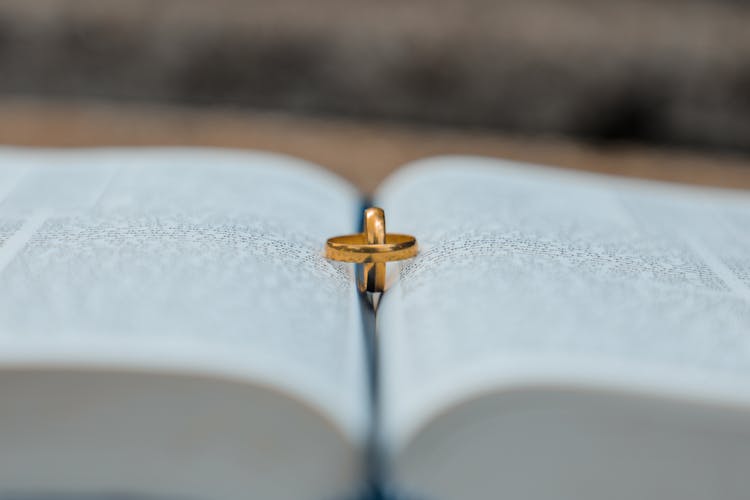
0, 148, 365, 437
376, 157, 750, 446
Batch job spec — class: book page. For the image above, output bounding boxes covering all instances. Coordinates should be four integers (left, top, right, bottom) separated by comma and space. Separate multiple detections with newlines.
0, 147, 365, 439
375, 156, 750, 448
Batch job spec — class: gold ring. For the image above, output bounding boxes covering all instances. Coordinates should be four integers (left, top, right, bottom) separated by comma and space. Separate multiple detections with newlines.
325, 207, 418, 293
325, 233, 418, 263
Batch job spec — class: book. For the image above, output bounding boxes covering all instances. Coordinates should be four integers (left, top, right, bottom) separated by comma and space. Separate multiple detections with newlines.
0, 147, 749, 500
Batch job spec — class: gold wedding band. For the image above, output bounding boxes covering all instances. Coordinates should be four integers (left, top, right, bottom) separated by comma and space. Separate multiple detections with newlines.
325, 233, 418, 263
325, 207, 418, 292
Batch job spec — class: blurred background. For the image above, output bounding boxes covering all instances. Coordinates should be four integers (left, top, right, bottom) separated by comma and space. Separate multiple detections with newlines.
1, 0, 749, 193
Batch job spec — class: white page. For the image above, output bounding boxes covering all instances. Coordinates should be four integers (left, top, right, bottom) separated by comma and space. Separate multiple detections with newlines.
0, 147, 365, 439
376, 156, 750, 448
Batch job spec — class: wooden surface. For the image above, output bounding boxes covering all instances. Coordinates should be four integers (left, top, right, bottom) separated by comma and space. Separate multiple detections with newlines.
2, 98, 750, 194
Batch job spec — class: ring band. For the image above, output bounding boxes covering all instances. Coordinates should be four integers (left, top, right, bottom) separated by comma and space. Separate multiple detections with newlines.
325, 233, 418, 263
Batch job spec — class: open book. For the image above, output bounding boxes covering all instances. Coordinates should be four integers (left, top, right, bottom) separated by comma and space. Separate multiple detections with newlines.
1, 147, 750, 500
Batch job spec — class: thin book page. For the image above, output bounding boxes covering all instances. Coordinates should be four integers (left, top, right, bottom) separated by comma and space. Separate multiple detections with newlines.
0, 147, 366, 439
375, 156, 750, 449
